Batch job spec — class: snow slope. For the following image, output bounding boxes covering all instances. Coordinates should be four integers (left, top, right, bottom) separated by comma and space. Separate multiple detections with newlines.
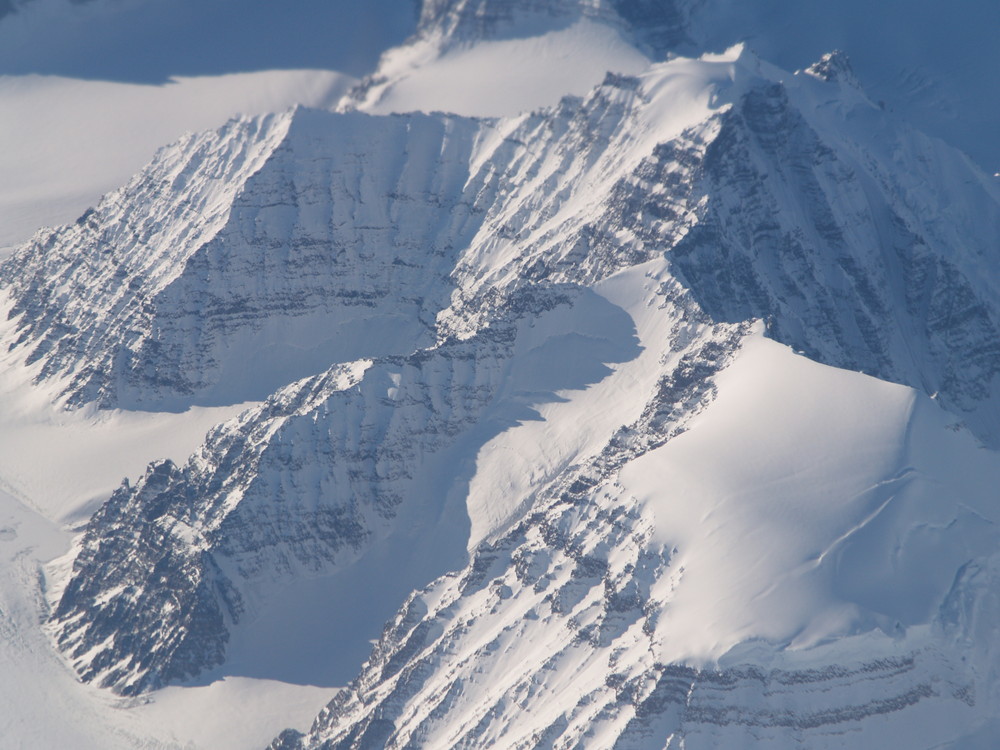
354, 18, 651, 117
0, 486, 331, 750
1, 1, 999, 747
349, 0, 1000, 178
630, 334, 995, 663
280, 330, 1000, 750
17, 47, 994, 750
0, 0, 422, 252
0, 69, 355, 253
1, 107, 488, 410
0, 301, 259, 525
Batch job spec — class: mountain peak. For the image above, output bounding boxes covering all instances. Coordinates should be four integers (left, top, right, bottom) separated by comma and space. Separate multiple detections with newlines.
414, 0, 695, 58
804, 49, 862, 88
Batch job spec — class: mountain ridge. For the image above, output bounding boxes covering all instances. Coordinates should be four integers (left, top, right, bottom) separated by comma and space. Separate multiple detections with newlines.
0, 3, 998, 748
21, 52, 1000, 750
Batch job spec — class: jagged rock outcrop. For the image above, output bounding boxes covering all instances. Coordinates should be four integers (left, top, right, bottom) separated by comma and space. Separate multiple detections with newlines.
36, 48, 1000, 743
10, 48, 996, 425
270, 329, 998, 748
50, 282, 643, 694
415, 0, 696, 56
669, 77, 1000, 446
268, 52, 1000, 748
1, 108, 482, 409
273, 516, 978, 749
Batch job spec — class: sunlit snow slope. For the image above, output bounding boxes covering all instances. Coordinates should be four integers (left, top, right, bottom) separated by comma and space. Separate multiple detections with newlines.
4, 42, 992, 750
0, 0, 419, 252
278, 332, 1000, 750
0, 1, 999, 748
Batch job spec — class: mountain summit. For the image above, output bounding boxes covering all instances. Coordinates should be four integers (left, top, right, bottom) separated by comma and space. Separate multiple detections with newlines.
8, 42, 997, 749
0, 1, 998, 748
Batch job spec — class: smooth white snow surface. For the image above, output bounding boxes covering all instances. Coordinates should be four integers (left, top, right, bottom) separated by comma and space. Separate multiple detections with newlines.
465, 261, 677, 547
0, 337, 250, 523
620, 332, 1000, 665
0, 69, 355, 252
357, 18, 651, 117
0, 487, 328, 750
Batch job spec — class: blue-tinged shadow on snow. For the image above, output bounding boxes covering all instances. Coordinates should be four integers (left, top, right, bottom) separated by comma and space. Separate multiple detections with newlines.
195, 287, 641, 688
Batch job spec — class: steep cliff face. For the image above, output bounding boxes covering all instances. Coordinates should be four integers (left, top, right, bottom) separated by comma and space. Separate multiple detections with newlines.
274, 335, 1000, 750
269, 54, 1000, 748
1, 108, 482, 410
4, 1, 1000, 749
50, 330, 482, 694
50, 282, 643, 695
668, 62, 1000, 447
25, 46, 1000, 748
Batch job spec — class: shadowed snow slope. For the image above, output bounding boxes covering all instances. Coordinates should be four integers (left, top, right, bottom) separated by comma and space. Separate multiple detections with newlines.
1, 108, 484, 410
21, 48, 999, 750
1, 6, 999, 747
276, 331, 1000, 750
0, 486, 332, 750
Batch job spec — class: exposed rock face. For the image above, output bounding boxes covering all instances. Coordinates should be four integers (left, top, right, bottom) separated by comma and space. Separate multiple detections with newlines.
52, 284, 638, 694
271, 495, 976, 749
670, 81, 1000, 446
265, 54, 1000, 749
1, 109, 482, 410
21, 46, 1000, 750
415, 0, 695, 56
50, 317, 502, 694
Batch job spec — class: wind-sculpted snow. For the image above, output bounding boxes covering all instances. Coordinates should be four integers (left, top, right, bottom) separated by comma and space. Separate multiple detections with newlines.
275, 336, 1000, 750
32, 47, 1000, 750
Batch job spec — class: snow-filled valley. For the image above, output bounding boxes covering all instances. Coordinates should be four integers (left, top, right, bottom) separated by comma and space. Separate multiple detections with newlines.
1, 1, 999, 749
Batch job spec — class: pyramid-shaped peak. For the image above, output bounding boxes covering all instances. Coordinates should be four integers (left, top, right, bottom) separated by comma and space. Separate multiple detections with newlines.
804, 50, 862, 88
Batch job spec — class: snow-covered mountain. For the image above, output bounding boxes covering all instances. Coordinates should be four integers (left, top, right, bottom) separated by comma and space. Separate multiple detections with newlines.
343, 0, 693, 117
1, 1, 999, 748
348, 0, 1000, 177
2, 109, 482, 409
273, 336, 1000, 750
0, 0, 413, 252
7, 38, 996, 747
